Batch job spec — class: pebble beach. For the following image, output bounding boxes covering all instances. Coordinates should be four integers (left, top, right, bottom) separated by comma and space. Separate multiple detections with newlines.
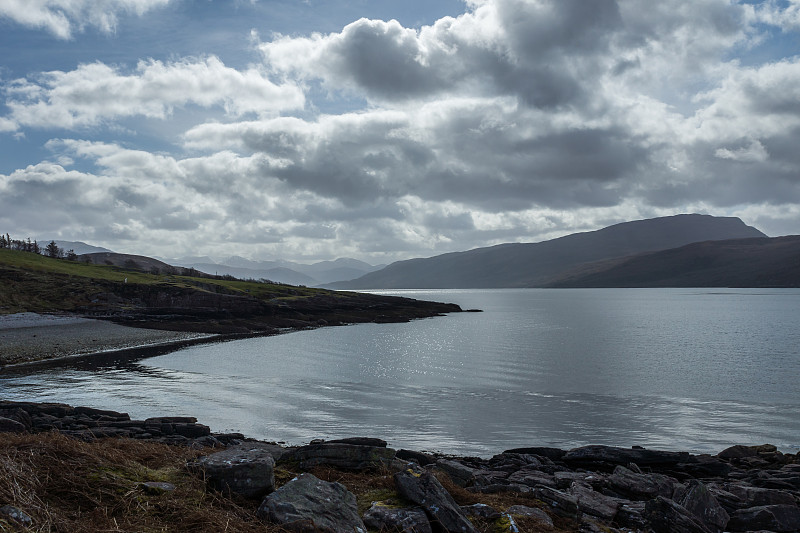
0, 313, 215, 366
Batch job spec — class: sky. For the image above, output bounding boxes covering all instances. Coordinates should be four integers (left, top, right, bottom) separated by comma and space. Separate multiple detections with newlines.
1, 0, 799, 264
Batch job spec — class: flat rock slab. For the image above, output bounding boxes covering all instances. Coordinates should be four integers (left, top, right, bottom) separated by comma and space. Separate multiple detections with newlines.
282, 442, 396, 470
257, 473, 366, 533
394, 469, 479, 533
189, 445, 275, 499
727, 504, 800, 532
563, 445, 690, 468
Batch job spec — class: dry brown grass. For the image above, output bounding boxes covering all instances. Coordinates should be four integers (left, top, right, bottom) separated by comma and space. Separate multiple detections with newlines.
0, 432, 278, 532
0, 433, 580, 532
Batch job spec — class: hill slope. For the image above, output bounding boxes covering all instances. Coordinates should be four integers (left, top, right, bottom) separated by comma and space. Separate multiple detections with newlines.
0, 249, 461, 334
548, 235, 800, 287
329, 214, 767, 289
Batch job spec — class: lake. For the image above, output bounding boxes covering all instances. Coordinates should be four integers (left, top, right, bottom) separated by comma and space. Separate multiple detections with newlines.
2, 288, 799, 456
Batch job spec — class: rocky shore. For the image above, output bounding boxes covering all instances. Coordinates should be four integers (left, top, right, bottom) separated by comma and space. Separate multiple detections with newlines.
2, 400, 800, 532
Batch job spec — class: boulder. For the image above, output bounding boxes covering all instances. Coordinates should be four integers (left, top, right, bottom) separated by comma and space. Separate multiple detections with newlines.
714, 482, 797, 510
363, 503, 432, 533
530, 486, 580, 518
394, 470, 479, 533
189, 445, 275, 498
607, 465, 675, 500
0, 416, 26, 433
0, 505, 32, 528
727, 504, 800, 532
461, 503, 502, 520
506, 505, 554, 528
396, 449, 436, 466
282, 442, 396, 470
435, 459, 478, 487
675, 480, 729, 532
563, 445, 690, 469
257, 473, 366, 533
140, 481, 177, 495
567, 481, 620, 522
506, 467, 557, 488
502, 447, 567, 461
644, 496, 713, 533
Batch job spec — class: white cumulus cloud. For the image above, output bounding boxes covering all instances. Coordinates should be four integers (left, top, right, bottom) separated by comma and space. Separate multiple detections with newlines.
4, 57, 305, 129
0, 0, 171, 39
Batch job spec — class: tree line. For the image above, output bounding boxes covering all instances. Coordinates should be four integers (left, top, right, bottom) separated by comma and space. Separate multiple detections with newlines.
0, 233, 78, 260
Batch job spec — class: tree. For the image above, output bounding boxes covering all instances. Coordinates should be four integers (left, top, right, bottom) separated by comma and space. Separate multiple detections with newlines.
45, 240, 61, 258
66, 249, 78, 261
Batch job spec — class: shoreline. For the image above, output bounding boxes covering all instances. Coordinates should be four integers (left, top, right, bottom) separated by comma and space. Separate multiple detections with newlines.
2, 400, 800, 533
0, 312, 227, 367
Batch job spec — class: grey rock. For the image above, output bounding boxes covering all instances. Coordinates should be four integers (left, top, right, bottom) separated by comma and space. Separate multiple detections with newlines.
607, 465, 675, 500
363, 503, 432, 533
564, 445, 690, 468
714, 482, 798, 510
435, 459, 477, 487
507, 468, 557, 488
328, 437, 387, 447
675, 479, 729, 533
616, 501, 648, 530
394, 469, 479, 533
0, 416, 26, 433
644, 496, 713, 533
461, 503, 501, 520
502, 447, 567, 461
282, 442, 396, 470
506, 505, 555, 527
0, 505, 32, 528
258, 473, 366, 533
727, 504, 800, 532
554, 471, 605, 490
189, 445, 275, 498
531, 486, 581, 518
140, 481, 176, 495
568, 481, 620, 521
396, 449, 436, 466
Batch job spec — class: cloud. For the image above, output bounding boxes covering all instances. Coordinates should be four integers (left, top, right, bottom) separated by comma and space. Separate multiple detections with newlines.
3, 0, 800, 262
259, 0, 623, 109
3, 57, 304, 129
0, 0, 171, 39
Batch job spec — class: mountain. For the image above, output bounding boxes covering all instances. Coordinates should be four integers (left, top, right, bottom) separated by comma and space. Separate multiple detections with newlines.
175, 257, 384, 286
186, 263, 318, 286
548, 235, 800, 287
53, 240, 112, 255
328, 214, 767, 289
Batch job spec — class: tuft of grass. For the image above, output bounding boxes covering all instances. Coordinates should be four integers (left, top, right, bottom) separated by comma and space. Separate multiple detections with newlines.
0, 432, 277, 532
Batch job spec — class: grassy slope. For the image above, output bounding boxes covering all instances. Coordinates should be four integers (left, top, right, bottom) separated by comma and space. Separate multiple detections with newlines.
0, 249, 460, 333
0, 248, 325, 315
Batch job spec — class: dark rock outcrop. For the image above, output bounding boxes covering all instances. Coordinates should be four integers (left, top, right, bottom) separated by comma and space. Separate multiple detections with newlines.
257, 473, 366, 532
279, 441, 396, 470
394, 469, 479, 533
188, 445, 276, 498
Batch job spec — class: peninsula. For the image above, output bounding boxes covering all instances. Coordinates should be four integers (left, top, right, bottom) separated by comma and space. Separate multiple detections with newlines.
0, 248, 462, 366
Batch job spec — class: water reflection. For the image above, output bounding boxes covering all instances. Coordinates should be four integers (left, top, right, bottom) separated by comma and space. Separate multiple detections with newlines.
2, 289, 799, 456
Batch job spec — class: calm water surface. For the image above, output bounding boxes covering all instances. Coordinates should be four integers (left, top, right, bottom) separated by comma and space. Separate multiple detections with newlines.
2, 289, 799, 456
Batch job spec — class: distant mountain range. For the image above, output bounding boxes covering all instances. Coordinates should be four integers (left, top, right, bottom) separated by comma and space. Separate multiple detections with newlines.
171, 256, 385, 286
328, 214, 774, 289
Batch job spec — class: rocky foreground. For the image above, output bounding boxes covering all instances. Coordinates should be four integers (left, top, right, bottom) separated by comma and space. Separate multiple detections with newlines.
2, 401, 800, 532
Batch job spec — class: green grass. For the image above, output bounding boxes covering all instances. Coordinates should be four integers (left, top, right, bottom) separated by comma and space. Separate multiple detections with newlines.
0, 248, 331, 315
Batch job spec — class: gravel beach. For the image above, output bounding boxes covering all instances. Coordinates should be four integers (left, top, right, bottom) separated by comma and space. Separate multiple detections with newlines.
0, 313, 215, 366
